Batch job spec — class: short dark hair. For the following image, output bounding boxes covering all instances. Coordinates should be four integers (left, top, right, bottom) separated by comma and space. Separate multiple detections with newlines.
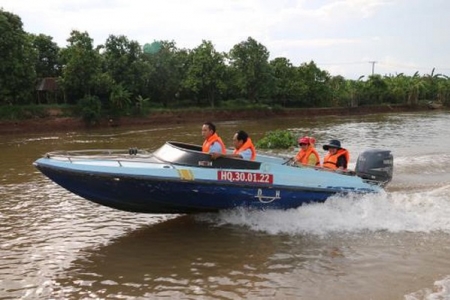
236, 130, 248, 143
203, 121, 216, 133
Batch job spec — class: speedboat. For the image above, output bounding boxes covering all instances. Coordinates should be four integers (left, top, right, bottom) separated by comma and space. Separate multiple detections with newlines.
33, 141, 393, 214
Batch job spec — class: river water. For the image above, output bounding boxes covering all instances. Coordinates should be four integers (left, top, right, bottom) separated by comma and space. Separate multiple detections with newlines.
1, 111, 450, 299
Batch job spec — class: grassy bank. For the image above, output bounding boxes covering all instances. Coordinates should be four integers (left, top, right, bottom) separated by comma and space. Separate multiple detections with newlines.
0, 104, 438, 135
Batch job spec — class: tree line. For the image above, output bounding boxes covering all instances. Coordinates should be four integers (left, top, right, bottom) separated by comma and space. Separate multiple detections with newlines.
1, 8, 449, 119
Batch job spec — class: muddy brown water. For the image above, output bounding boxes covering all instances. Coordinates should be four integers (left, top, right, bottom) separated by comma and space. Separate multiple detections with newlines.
1, 111, 450, 299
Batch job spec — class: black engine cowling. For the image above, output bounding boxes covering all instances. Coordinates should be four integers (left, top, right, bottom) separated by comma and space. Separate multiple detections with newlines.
355, 149, 393, 186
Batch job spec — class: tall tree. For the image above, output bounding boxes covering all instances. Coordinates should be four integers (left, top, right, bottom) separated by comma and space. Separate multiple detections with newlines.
228, 37, 271, 102
345, 76, 365, 107
328, 75, 348, 107
102, 35, 144, 96
183, 40, 226, 107
31, 34, 61, 78
59, 30, 102, 103
0, 9, 36, 104
296, 61, 331, 107
385, 73, 408, 104
269, 57, 307, 107
143, 40, 187, 107
362, 74, 388, 105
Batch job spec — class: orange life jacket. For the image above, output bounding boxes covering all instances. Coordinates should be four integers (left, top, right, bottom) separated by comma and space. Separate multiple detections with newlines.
202, 133, 226, 154
323, 148, 350, 170
295, 146, 320, 166
233, 138, 256, 161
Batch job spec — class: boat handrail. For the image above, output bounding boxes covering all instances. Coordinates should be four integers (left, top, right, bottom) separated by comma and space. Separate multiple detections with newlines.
43, 148, 162, 166
45, 148, 152, 156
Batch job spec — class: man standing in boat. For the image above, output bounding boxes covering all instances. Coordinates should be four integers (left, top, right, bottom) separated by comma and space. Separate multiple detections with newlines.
201, 122, 226, 154
211, 130, 256, 161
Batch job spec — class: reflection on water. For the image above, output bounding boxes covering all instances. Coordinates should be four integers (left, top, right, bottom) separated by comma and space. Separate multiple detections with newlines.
42, 213, 450, 299
1, 111, 450, 299
54, 216, 285, 299
0, 178, 174, 299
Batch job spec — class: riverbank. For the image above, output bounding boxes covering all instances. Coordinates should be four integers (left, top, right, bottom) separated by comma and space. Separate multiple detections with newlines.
0, 104, 437, 135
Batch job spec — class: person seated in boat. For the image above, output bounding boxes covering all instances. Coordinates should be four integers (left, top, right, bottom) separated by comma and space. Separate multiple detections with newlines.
211, 130, 256, 160
294, 136, 320, 167
201, 122, 226, 154
322, 139, 350, 171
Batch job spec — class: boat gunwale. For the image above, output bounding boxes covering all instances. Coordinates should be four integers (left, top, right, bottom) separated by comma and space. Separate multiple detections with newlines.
36, 141, 387, 189
34, 160, 377, 194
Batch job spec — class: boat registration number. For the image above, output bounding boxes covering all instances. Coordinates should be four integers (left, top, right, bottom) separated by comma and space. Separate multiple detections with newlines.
217, 171, 273, 184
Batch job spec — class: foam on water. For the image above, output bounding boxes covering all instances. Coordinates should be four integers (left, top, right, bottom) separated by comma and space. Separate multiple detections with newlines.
198, 185, 450, 236
405, 276, 450, 300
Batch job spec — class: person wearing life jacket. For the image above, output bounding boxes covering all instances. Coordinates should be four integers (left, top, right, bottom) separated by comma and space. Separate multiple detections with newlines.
295, 136, 320, 167
211, 130, 256, 161
322, 139, 350, 170
201, 122, 226, 154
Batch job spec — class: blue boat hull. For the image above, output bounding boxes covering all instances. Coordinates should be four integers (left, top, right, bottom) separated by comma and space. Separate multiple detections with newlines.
36, 164, 340, 214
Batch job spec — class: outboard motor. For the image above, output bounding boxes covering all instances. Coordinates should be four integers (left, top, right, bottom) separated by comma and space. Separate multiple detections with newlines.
355, 149, 393, 186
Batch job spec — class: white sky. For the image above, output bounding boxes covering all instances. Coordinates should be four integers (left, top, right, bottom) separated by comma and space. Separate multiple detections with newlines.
1, 0, 449, 79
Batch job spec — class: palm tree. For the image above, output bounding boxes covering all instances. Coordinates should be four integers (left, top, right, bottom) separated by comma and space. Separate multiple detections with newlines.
407, 72, 425, 105
436, 76, 450, 104
385, 73, 408, 104
109, 83, 131, 115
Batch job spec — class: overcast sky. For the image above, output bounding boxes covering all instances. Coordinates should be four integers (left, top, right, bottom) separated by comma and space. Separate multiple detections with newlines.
1, 0, 449, 79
